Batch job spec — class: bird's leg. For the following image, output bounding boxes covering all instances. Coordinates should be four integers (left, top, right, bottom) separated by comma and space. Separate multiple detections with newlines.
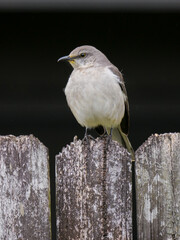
82, 127, 95, 144
102, 128, 113, 152
99, 127, 112, 144
82, 127, 88, 143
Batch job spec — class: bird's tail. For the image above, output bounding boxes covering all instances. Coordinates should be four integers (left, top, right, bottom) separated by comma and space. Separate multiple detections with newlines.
107, 127, 135, 161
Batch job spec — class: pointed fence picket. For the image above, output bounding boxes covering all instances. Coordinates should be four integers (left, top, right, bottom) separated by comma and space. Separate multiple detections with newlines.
0, 133, 179, 239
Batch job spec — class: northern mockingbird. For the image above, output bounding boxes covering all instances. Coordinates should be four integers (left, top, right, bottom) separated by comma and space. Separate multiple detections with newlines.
58, 45, 135, 160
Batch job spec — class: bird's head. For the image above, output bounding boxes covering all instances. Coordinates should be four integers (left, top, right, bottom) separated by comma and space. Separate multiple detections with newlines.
57, 45, 110, 69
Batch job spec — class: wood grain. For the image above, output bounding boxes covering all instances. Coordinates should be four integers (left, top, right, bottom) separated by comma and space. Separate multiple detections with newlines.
0, 135, 51, 240
56, 136, 132, 240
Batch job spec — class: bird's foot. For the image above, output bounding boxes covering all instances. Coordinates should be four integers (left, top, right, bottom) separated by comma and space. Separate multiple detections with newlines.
82, 134, 96, 144
102, 128, 113, 145
102, 128, 113, 150
98, 131, 112, 149
82, 128, 96, 145
106, 134, 112, 145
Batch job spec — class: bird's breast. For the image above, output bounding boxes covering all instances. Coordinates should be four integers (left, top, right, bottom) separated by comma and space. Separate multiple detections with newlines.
64, 67, 125, 128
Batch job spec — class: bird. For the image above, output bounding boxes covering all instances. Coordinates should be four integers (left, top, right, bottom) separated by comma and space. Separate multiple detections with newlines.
57, 45, 135, 160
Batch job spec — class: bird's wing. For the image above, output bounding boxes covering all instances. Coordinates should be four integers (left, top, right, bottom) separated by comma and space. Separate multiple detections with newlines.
108, 65, 130, 135
108, 65, 135, 160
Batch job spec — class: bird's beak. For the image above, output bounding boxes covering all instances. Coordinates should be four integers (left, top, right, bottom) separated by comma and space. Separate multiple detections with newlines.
57, 55, 71, 62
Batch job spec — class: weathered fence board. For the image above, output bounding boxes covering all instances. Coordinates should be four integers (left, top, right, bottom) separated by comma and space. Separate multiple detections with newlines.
0, 135, 51, 240
136, 133, 180, 240
56, 136, 132, 240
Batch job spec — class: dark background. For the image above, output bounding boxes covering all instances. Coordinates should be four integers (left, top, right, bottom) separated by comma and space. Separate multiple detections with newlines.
0, 4, 180, 239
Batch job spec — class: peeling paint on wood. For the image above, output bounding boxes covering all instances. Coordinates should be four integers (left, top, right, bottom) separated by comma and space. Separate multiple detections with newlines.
136, 133, 180, 240
56, 136, 132, 240
0, 135, 51, 240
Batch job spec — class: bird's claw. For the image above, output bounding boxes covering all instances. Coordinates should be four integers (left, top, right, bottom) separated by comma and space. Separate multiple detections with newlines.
82, 134, 96, 145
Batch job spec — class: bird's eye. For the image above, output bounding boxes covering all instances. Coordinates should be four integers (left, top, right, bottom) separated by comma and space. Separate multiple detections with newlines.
80, 53, 86, 58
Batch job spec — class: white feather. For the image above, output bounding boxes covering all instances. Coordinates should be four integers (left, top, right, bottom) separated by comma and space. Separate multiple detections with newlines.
65, 66, 125, 128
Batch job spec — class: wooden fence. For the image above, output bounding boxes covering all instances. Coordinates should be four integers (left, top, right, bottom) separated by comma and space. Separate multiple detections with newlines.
0, 133, 179, 239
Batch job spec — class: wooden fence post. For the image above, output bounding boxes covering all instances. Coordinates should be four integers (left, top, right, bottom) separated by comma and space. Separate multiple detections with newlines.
0, 135, 51, 240
56, 136, 132, 240
136, 133, 180, 240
